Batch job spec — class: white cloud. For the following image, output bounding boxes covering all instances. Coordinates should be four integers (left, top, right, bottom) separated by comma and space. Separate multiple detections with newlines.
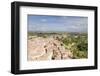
41, 19, 47, 22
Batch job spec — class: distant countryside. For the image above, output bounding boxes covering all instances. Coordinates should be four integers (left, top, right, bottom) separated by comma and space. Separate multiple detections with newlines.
27, 15, 88, 61
28, 32, 88, 60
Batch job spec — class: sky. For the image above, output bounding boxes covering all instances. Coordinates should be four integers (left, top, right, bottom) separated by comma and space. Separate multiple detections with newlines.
28, 15, 88, 33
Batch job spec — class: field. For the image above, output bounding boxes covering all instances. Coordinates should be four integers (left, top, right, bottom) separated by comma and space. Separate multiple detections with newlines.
28, 32, 88, 61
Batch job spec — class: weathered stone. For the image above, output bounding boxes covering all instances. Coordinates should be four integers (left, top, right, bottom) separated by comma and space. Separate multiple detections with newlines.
28, 37, 73, 61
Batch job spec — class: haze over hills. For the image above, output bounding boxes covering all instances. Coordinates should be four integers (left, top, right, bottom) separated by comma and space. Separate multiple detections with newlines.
28, 31, 87, 33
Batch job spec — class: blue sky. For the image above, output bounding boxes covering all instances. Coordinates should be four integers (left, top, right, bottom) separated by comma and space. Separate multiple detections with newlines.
28, 15, 88, 33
